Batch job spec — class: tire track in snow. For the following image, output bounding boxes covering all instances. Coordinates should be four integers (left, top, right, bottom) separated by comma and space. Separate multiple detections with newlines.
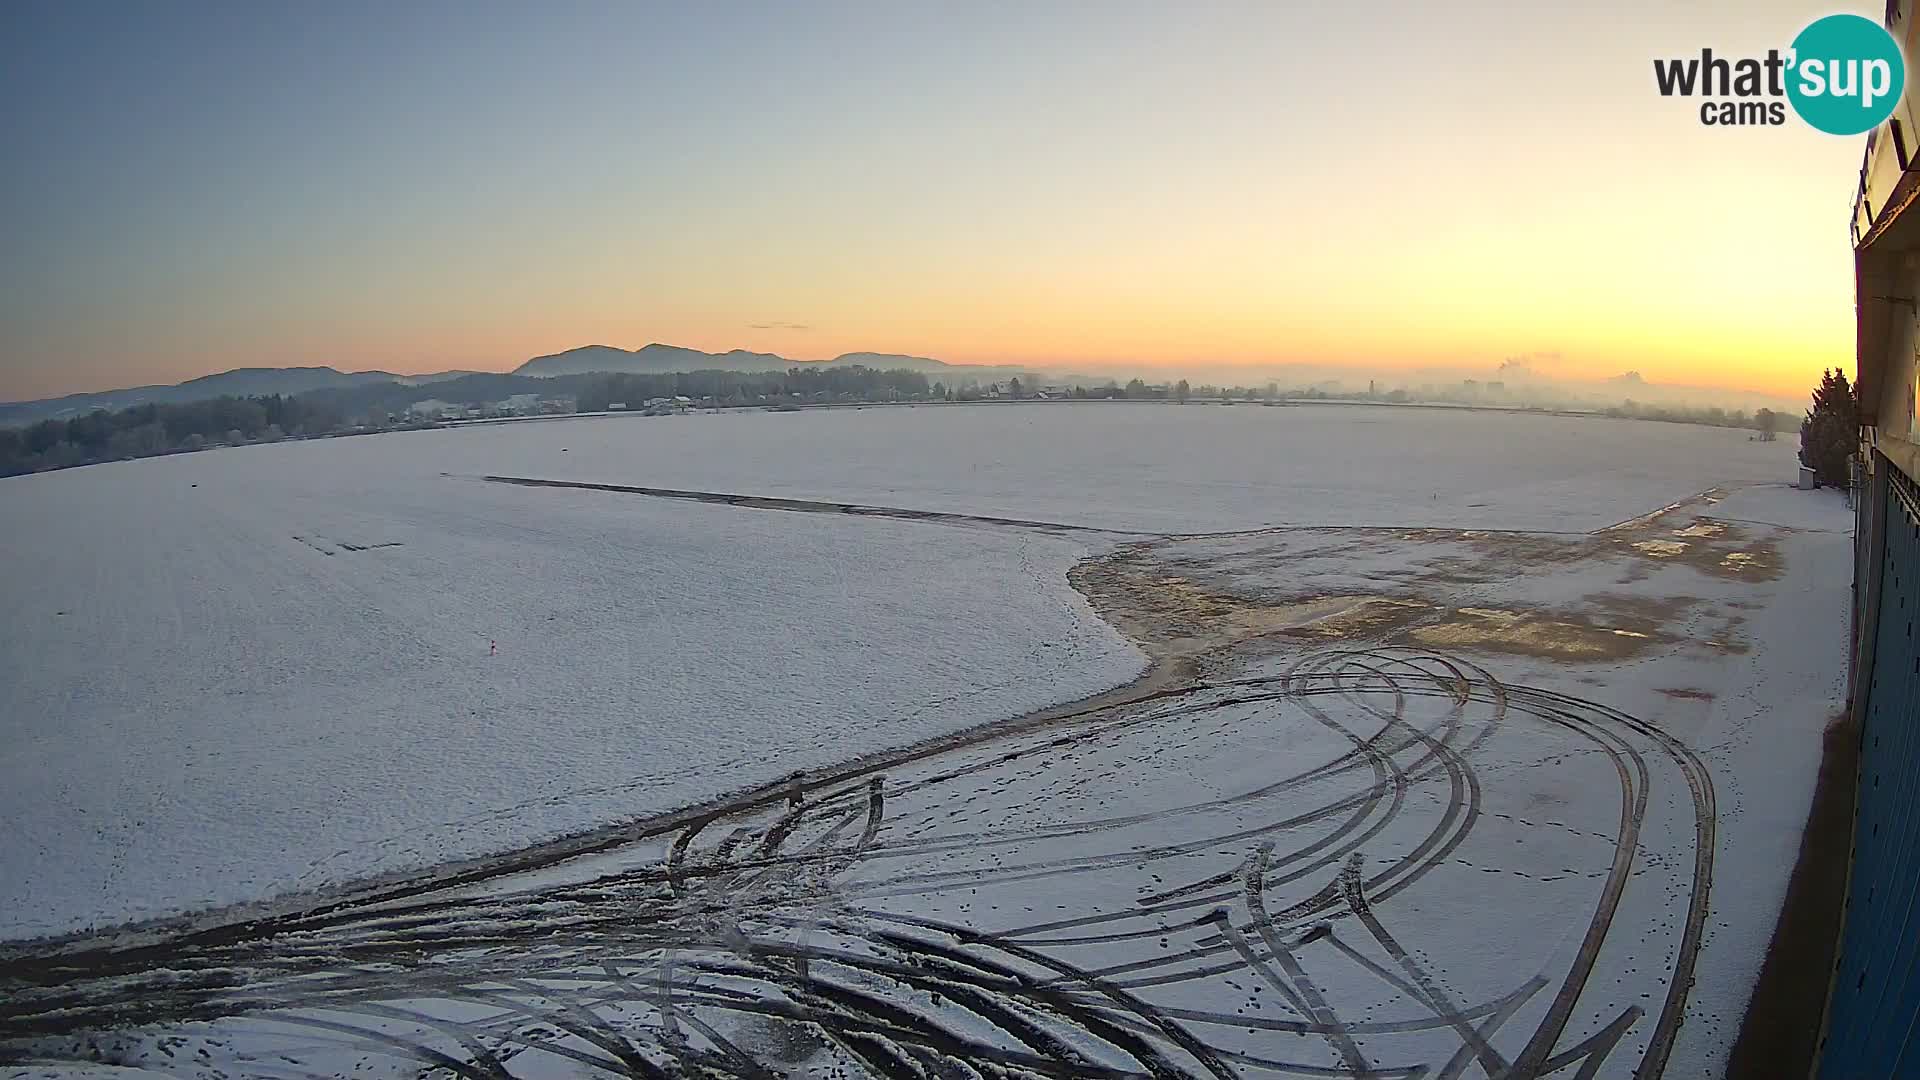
2, 649, 1715, 1080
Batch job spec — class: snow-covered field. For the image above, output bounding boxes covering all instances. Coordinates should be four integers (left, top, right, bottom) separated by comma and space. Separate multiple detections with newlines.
291, 401, 1786, 532
0, 403, 1845, 1080
0, 431, 1145, 941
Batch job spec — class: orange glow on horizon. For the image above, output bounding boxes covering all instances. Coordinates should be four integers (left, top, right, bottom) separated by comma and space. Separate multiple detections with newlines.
0, 2, 1867, 406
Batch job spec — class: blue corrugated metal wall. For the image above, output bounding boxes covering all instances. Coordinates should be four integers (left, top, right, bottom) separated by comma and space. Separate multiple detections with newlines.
1821, 468, 1920, 1079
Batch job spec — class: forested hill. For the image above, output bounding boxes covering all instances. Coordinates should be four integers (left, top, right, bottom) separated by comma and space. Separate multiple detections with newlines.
0, 348, 1012, 428
0, 366, 948, 477
512, 344, 965, 377
1, 363, 1798, 479
0, 367, 404, 428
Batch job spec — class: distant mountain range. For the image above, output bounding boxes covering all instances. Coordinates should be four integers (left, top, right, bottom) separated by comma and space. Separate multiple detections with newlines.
0, 347, 1014, 427
1, 344, 1797, 429
0, 368, 388, 427
513, 344, 957, 377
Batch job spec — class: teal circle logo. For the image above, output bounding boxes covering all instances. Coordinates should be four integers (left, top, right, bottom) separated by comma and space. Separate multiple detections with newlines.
1787, 14, 1905, 135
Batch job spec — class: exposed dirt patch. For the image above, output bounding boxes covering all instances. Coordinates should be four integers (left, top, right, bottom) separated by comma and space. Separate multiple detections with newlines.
1404, 607, 1662, 661
1406, 510, 1782, 590
1581, 591, 1703, 623
1615, 561, 1655, 584
290, 535, 406, 556
1076, 500, 1793, 666
1403, 533, 1599, 588
1595, 487, 1730, 533
1604, 515, 1786, 582
1461, 532, 1593, 566
1703, 612, 1753, 655
1077, 549, 1677, 666
483, 474, 1128, 536
1069, 557, 1429, 660
1409, 553, 1507, 586
1656, 688, 1717, 701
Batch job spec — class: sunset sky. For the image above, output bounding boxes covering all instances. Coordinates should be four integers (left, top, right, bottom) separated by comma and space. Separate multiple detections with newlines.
0, 1, 1877, 401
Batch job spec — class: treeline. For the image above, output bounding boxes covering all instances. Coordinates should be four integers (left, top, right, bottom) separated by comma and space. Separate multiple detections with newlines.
294, 365, 946, 418
1798, 368, 1855, 485
301, 372, 567, 417
0, 366, 946, 477
1600, 399, 1780, 432
2, 365, 1794, 479
575, 366, 934, 411
0, 394, 352, 476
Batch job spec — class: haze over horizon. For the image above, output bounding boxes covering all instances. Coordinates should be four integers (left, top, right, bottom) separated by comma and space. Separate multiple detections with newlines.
1, 1, 1870, 402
